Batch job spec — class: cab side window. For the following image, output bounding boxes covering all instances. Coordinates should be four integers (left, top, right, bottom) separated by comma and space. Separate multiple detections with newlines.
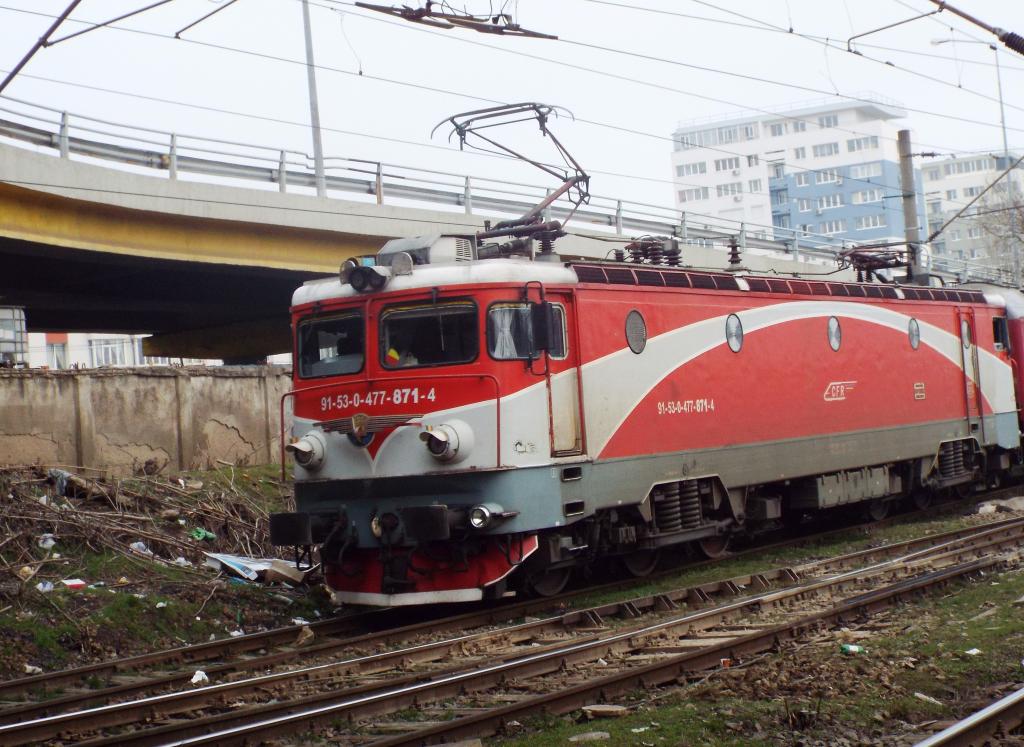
488, 302, 566, 360
993, 316, 1011, 352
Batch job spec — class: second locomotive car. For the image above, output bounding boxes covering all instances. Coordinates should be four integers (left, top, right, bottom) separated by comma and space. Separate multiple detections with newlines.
270, 233, 1022, 605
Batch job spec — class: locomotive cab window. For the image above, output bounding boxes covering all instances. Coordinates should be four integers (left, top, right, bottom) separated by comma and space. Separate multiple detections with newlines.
297, 311, 364, 379
380, 300, 478, 369
994, 316, 1011, 352
487, 302, 566, 360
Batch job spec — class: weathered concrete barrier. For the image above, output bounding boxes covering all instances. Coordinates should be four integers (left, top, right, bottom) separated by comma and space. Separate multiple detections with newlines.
0, 366, 292, 474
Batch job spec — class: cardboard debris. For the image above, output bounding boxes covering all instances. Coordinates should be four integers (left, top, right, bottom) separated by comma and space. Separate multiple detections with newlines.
582, 705, 629, 719
203, 552, 316, 584
61, 579, 86, 590
295, 625, 315, 647
568, 732, 610, 743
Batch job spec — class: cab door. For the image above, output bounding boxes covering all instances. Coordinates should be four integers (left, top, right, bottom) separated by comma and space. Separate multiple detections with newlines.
957, 308, 984, 440
545, 292, 583, 455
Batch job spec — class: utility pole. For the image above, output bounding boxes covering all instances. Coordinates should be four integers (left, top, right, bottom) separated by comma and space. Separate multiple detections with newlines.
898, 129, 926, 283
301, 0, 327, 197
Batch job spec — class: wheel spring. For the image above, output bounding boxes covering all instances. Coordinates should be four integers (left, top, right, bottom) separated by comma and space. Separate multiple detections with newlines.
679, 480, 702, 529
939, 442, 966, 479
654, 484, 683, 533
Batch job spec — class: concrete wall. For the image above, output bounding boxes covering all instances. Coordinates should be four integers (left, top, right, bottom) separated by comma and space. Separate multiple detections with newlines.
0, 366, 291, 474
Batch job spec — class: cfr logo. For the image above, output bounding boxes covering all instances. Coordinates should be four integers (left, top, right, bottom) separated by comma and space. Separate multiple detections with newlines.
823, 381, 857, 402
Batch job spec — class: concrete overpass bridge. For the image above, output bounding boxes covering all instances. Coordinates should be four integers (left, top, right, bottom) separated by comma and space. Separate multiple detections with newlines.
1, 96, 952, 360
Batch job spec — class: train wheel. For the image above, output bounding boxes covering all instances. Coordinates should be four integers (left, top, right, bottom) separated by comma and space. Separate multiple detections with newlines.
620, 549, 660, 578
695, 536, 730, 560
528, 566, 572, 597
911, 491, 933, 511
865, 499, 890, 522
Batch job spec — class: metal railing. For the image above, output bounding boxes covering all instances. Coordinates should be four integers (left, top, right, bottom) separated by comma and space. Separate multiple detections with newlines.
0, 94, 1005, 282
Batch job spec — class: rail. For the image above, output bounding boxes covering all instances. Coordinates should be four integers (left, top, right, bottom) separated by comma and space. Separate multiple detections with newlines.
0, 95, 1010, 284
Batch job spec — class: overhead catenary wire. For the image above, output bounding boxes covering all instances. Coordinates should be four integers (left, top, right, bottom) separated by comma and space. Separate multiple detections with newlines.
0, 2, 1013, 214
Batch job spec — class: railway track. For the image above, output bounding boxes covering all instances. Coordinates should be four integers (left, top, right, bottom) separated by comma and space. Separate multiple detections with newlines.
0, 487, 995, 709
5, 511, 1023, 746
915, 686, 1024, 746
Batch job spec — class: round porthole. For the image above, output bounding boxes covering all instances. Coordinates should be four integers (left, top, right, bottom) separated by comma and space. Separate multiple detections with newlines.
961, 319, 972, 348
827, 316, 842, 352
625, 310, 647, 354
726, 314, 743, 353
908, 318, 920, 350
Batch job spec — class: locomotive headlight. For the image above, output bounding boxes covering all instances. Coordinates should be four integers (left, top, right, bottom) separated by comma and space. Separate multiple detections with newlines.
469, 503, 515, 530
285, 431, 326, 471
347, 266, 390, 293
370, 514, 382, 538
419, 420, 474, 464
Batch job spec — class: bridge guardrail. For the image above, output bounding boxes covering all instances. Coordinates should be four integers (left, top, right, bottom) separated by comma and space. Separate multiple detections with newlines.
0, 94, 1013, 284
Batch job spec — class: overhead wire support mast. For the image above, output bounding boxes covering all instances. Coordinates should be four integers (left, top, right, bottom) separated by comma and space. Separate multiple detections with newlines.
927, 0, 1024, 57
0, 0, 82, 96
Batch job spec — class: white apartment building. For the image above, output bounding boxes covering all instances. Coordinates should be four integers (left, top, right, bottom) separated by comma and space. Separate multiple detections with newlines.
922, 154, 1022, 279
26, 332, 216, 369
670, 96, 924, 251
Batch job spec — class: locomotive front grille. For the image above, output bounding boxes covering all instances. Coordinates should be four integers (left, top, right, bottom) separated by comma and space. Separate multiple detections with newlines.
318, 413, 423, 435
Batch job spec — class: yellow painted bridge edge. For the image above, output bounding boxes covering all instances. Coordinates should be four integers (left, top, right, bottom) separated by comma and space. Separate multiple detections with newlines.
0, 182, 376, 272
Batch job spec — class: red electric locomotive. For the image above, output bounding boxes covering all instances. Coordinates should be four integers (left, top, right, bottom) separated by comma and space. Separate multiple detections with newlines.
269, 105, 1024, 605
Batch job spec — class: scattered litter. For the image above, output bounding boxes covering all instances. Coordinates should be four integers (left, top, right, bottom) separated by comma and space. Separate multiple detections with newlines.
294, 625, 315, 647
47, 468, 71, 495
841, 644, 867, 655
631, 727, 648, 734
568, 732, 610, 743
969, 608, 997, 622
173, 557, 192, 568
964, 648, 983, 656
61, 579, 86, 590
17, 566, 34, 581
582, 704, 628, 719
977, 496, 1024, 513
291, 617, 311, 626
118, 576, 130, 584
720, 657, 733, 668
23, 664, 43, 675
190, 670, 209, 685
129, 541, 153, 557
596, 658, 608, 666
914, 692, 945, 707
189, 528, 216, 542
37, 533, 56, 550
34, 581, 53, 593
228, 629, 244, 638
155, 602, 167, 609
270, 594, 294, 605
160, 509, 181, 521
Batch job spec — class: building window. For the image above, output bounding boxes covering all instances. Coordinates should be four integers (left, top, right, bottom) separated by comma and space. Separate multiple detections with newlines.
944, 158, 992, 176
812, 142, 840, 158
714, 157, 741, 172
794, 172, 810, 187
797, 223, 814, 233
926, 168, 941, 181
849, 163, 882, 180
676, 161, 707, 177
855, 214, 886, 230
964, 186, 983, 197
769, 122, 786, 137
818, 114, 838, 129
968, 227, 982, 239
747, 154, 759, 167
716, 182, 743, 197
718, 126, 738, 144
819, 219, 847, 234
770, 163, 785, 179
846, 136, 879, 152
748, 179, 762, 193
792, 120, 807, 132
851, 188, 883, 204
89, 338, 130, 367
797, 198, 813, 212
793, 146, 806, 160
927, 200, 943, 214
742, 124, 758, 140
46, 343, 67, 369
949, 230, 961, 241
816, 168, 841, 184
774, 214, 791, 228
817, 194, 844, 210
946, 189, 957, 200
678, 186, 709, 203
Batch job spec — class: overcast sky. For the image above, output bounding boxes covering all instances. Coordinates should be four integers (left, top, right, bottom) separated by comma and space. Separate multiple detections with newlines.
2, 0, 1023, 209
